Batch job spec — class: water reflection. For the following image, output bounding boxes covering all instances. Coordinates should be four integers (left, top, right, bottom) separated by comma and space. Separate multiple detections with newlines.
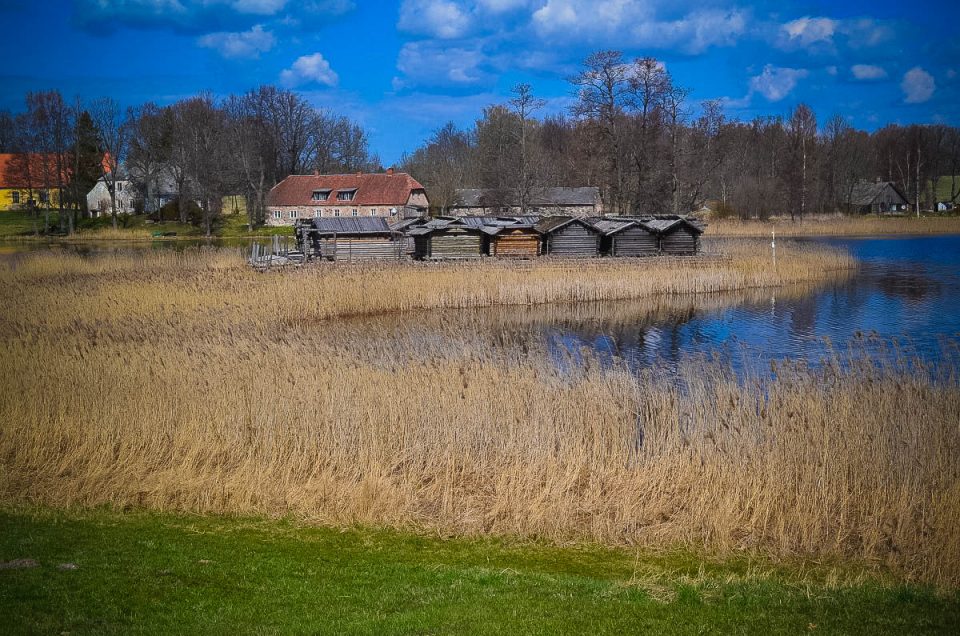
331, 235, 960, 372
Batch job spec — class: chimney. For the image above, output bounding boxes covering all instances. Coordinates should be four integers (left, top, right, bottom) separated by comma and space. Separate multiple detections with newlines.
313, 169, 319, 176
387, 167, 394, 176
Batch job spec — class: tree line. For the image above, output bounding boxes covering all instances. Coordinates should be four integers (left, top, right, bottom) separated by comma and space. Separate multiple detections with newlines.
0, 87, 379, 235
401, 50, 960, 219
3, 50, 960, 237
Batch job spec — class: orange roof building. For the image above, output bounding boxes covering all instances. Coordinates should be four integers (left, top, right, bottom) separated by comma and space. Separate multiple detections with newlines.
265, 169, 428, 225
0, 153, 70, 210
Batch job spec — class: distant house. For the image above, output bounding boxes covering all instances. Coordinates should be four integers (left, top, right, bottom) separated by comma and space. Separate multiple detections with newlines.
0, 153, 68, 211
265, 169, 429, 226
86, 177, 137, 216
450, 187, 602, 217
848, 180, 910, 215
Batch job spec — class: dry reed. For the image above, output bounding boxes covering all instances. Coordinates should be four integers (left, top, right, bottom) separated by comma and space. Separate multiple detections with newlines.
3, 244, 958, 587
707, 215, 960, 237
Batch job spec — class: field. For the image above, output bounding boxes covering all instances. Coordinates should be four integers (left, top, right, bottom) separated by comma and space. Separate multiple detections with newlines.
2, 239, 959, 627
706, 214, 960, 237
3, 507, 957, 634
0, 204, 293, 241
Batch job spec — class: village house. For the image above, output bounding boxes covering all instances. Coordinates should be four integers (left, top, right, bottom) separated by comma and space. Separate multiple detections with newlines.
449, 187, 602, 217
265, 169, 428, 226
0, 153, 68, 211
848, 180, 910, 215
86, 176, 137, 216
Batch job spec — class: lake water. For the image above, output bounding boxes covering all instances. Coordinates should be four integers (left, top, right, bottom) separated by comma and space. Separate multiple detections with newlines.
4, 234, 959, 371
533, 235, 960, 372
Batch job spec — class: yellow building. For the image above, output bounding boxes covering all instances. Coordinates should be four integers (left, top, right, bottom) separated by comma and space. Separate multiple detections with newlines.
0, 153, 66, 210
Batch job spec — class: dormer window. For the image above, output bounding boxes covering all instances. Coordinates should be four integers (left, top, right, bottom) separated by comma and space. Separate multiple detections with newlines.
336, 188, 357, 201
312, 189, 331, 201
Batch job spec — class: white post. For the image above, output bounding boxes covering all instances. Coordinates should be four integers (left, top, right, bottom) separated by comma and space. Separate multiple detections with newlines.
771, 230, 776, 269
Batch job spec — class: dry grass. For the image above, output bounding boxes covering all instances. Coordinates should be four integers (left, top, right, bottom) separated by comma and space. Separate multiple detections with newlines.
706, 214, 960, 237
3, 243, 959, 588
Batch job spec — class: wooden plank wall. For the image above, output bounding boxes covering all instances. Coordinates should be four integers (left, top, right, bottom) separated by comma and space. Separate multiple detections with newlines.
417, 231, 483, 259
612, 227, 659, 257
659, 229, 699, 255
318, 238, 404, 261
491, 230, 540, 258
546, 223, 600, 257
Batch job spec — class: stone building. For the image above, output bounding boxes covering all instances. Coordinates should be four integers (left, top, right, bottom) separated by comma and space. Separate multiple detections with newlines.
265, 169, 429, 226
449, 187, 602, 217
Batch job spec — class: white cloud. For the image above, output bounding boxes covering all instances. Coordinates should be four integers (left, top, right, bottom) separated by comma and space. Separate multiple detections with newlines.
532, 1, 745, 53
851, 64, 887, 80
901, 67, 935, 103
533, 0, 649, 38
781, 16, 836, 47
197, 24, 275, 58
280, 53, 339, 87
394, 41, 490, 88
749, 65, 808, 101
398, 0, 473, 39
230, 0, 287, 14
826, 65, 837, 76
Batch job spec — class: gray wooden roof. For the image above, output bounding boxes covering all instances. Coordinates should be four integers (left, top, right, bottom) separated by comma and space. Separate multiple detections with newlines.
454, 187, 600, 208
535, 215, 602, 234
849, 181, 910, 206
309, 217, 394, 235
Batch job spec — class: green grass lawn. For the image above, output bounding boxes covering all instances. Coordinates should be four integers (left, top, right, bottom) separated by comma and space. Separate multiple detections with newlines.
1, 508, 957, 635
0, 207, 293, 240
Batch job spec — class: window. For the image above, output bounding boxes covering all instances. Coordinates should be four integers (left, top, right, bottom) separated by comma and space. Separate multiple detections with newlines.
370, 208, 377, 216
312, 190, 330, 201
351, 209, 358, 217
118, 183, 123, 192
289, 210, 299, 219
273, 210, 282, 219
11, 191, 19, 204
314, 209, 322, 218
39, 190, 49, 203
389, 207, 398, 217
334, 209, 340, 217
336, 190, 355, 201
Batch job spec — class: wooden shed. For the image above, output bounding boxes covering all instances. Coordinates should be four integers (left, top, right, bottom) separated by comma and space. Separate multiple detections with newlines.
408, 218, 485, 259
487, 225, 541, 258
647, 218, 704, 256
848, 180, 910, 215
536, 216, 602, 257
593, 218, 660, 257
295, 217, 404, 261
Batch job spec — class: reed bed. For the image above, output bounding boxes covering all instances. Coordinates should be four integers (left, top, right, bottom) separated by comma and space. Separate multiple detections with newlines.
707, 215, 960, 237
4, 243, 959, 587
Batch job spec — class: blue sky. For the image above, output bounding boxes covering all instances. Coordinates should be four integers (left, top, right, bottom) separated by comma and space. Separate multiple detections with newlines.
1, 0, 958, 164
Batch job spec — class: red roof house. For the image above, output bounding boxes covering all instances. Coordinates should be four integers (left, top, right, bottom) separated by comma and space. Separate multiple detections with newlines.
265, 169, 428, 225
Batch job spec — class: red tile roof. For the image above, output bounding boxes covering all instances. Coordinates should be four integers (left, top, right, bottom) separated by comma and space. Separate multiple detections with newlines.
266, 172, 426, 207
0, 153, 69, 189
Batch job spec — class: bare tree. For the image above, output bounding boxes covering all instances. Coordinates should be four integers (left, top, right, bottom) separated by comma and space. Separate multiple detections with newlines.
89, 97, 131, 229
570, 50, 632, 214
509, 83, 546, 214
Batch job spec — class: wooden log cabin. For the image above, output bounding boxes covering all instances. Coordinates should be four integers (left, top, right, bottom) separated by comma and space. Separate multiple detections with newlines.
408, 218, 485, 259
646, 218, 704, 255
536, 216, 602, 257
295, 217, 404, 261
485, 223, 541, 258
592, 218, 660, 257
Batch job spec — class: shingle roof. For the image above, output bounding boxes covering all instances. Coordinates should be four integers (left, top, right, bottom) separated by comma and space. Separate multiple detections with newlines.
267, 172, 426, 207
308, 217, 395, 235
0, 153, 69, 189
849, 181, 909, 206
454, 187, 600, 208
535, 215, 602, 234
